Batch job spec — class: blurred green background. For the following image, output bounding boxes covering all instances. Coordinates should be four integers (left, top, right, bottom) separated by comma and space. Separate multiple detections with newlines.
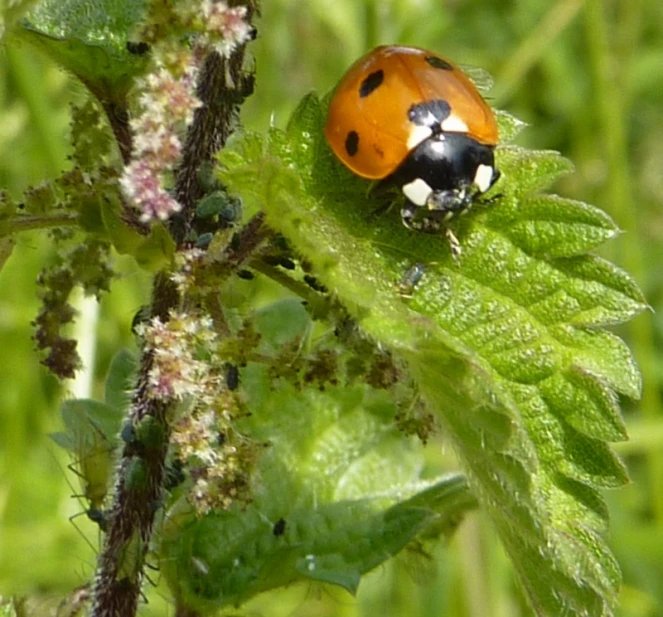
1, 0, 662, 615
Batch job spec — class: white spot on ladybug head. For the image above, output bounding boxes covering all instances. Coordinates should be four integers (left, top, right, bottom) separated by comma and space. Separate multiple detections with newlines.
473, 164, 495, 193
407, 125, 434, 150
423, 110, 439, 127
428, 136, 447, 156
440, 115, 469, 134
402, 178, 433, 206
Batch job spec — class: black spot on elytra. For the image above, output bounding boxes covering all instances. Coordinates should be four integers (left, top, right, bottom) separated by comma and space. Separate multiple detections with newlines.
407, 100, 451, 129
425, 56, 453, 71
359, 70, 384, 97
345, 130, 359, 156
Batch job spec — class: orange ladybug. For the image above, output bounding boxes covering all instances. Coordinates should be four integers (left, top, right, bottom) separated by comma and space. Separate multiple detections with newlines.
325, 45, 500, 246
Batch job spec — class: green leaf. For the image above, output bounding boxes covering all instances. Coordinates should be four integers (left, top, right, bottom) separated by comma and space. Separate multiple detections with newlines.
17, 0, 148, 103
133, 223, 176, 271
492, 195, 619, 258
498, 145, 575, 196
160, 302, 477, 610
104, 348, 137, 413
218, 93, 645, 616
100, 199, 175, 270
100, 198, 145, 255
0, 237, 16, 275
494, 109, 527, 143
164, 501, 434, 611
162, 453, 471, 612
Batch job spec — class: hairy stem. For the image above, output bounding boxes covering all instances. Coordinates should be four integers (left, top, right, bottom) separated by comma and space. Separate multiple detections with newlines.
89, 273, 179, 617
102, 99, 133, 165
9, 212, 79, 233
90, 4, 257, 615
172, 5, 256, 245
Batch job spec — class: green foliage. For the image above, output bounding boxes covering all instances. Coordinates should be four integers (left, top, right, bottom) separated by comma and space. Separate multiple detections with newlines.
1, 1, 659, 616
0, 600, 18, 617
0, 236, 15, 272
17, 0, 148, 104
217, 92, 646, 616
161, 298, 474, 612
101, 200, 176, 270
2, 94, 171, 376
33, 236, 114, 377
104, 347, 137, 413
164, 497, 439, 612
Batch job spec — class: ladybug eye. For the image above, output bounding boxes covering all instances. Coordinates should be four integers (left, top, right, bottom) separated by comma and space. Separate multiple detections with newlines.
359, 70, 384, 97
425, 56, 453, 71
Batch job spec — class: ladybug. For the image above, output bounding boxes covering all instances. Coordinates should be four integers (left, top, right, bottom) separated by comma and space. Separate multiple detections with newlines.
325, 45, 500, 254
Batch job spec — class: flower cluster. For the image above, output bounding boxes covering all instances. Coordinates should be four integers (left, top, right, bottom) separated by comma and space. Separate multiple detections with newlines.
120, 63, 200, 222
170, 247, 206, 293
199, 1, 254, 57
187, 439, 255, 514
121, 1, 254, 223
137, 307, 255, 513
137, 310, 219, 401
173, 406, 256, 514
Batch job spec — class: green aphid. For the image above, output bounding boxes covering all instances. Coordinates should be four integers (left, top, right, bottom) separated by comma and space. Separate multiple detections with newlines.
51, 399, 123, 511
116, 530, 147, 584
134, 415, 166, 452
124, 456, 148, 492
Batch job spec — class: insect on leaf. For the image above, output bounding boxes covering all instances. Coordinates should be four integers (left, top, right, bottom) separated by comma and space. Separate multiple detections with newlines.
52, 398, 123, 510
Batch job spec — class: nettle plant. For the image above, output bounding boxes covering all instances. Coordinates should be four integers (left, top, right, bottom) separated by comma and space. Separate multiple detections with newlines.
1, 0, 646, 616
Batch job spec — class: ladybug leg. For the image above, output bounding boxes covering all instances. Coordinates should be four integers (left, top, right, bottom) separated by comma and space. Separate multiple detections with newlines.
367, 200, 394, 222
489, 168, 501, 189
445, 229, 461, 261
400, 202, 441, 232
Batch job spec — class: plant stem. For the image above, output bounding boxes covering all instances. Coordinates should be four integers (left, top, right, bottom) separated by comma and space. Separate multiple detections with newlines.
90, 5, 258, 615
9, 212, 79, 233
89, 272, 179, 617
102, 99, 133, 165
493, 0, 584, 105
172, 19, 256, 245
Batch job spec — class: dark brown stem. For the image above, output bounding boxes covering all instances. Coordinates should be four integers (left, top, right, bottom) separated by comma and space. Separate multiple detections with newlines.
172, 29, 255, 246
89, 273, 179, 617
90, 4, 257, 615
101, 97, 147, 231
214, 211, 268, 268
102, 99, 133, 165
